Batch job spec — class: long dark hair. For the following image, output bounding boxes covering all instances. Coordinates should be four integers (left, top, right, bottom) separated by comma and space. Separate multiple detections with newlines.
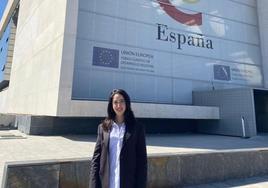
102, 89, 136, 131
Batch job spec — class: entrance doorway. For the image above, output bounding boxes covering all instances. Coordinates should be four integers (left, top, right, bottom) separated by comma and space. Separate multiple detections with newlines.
254, 89, 268, 133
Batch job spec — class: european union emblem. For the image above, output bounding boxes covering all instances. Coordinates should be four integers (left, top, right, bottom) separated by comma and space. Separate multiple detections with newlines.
92, 47, 119, 68
214, 65, 231, 81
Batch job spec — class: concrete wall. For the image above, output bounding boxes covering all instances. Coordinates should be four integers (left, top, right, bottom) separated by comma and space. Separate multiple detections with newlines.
257, 0, 268, 88
193, 88, 256, 137
2, 0, 68, 116
3, 150, 268, 188
0, 90, 8, 114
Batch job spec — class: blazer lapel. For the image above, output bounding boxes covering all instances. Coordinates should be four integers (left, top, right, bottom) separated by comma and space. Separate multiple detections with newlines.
122, 124, 132, 149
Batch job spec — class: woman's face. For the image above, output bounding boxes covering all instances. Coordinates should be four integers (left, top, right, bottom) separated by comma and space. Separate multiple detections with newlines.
112, 93, 126, 118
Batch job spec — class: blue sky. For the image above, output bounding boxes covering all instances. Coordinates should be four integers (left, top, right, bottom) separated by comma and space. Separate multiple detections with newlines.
0, 0, 8, 20
0, 0, 8, 81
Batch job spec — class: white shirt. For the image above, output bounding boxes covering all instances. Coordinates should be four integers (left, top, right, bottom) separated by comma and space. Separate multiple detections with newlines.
109, 121, 126, 188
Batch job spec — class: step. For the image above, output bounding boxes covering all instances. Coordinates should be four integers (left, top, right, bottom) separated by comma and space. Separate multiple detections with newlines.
3, 149, 268, 187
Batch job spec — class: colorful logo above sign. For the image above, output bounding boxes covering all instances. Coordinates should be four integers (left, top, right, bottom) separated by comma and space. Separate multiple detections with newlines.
157, 0, 202, 26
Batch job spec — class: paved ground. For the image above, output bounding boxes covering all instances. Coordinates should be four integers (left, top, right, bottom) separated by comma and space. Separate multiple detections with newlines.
1, 130, 268, 187
186, 175, 268, 187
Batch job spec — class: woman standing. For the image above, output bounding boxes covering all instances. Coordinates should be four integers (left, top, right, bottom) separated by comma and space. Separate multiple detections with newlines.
90, 89, 147, 188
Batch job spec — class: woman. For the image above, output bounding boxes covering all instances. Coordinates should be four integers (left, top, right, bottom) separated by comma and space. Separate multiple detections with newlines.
90, 89, 147, 188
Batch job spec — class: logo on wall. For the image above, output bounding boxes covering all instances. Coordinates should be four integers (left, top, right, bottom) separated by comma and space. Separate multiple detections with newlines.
214, 65, 231, 81
157, 0, 202, 26
92, 47, 119, 68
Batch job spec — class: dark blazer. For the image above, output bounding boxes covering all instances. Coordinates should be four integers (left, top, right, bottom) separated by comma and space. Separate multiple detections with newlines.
89, 121, 147, 188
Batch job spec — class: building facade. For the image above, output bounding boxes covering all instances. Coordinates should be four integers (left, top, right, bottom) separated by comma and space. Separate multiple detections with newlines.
0, 0, 268, 136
